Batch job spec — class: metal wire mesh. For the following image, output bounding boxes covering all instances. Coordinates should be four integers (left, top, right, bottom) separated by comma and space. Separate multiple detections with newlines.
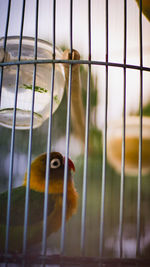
0, 0, 150, 266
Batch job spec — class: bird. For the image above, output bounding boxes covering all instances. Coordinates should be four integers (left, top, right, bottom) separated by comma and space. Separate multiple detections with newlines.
0, 152, 78, 253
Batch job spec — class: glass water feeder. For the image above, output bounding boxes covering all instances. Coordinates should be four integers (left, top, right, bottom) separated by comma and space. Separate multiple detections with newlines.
0, 36, 65, 130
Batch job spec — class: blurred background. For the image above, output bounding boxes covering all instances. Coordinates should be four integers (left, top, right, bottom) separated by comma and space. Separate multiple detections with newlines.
0, 0, 150, 259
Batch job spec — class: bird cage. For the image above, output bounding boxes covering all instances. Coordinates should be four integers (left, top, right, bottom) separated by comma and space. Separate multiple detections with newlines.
0, 0, 150, 266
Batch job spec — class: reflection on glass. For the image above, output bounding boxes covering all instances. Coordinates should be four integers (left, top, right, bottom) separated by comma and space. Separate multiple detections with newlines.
0, 36, 65, 130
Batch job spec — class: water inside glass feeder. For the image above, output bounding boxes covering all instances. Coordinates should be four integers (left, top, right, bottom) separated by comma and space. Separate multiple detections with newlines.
0, 36, 65, 130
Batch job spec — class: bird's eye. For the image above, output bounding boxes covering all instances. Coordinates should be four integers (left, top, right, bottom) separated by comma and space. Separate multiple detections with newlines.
50, 158, 61, 169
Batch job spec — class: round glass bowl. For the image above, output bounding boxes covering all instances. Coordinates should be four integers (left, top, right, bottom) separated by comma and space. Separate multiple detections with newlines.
107, 116, 150, 176
0, 36, 65, 129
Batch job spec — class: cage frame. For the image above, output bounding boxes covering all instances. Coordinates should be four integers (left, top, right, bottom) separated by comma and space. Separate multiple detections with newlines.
0, 0, 150, 266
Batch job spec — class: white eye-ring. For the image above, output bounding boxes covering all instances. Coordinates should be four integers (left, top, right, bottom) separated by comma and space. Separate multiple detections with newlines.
50, 158, 61, 169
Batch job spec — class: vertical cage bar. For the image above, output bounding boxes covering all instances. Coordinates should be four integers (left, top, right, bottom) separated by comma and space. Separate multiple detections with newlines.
80, 0, 91, 255
23, 0, 39, 254
42, 0, 56, 256
60, 64, 72, 254
60, 0, 73, 253
118, 0, 127, 257
3, 0, 11, 50
70, 0, 73, 53
99, 0, 108, 256
136, 0, 143, 256
5, 0, 26, 253
0, 0, 11, 105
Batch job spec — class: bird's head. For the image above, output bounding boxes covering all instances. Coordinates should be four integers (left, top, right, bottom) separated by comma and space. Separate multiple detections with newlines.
23, 152, 75, 193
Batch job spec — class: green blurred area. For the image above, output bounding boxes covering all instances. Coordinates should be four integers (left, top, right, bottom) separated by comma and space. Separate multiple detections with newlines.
136, 102, 150, 116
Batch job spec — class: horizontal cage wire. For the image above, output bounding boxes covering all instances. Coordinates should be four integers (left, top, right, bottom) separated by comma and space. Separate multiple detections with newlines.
0, 0, 150, 266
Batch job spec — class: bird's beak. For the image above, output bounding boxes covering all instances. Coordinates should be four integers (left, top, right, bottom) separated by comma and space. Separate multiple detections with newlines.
63, 157, 75, 172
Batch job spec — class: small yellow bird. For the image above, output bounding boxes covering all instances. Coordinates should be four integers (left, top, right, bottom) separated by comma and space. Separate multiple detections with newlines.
0, 152, 78, 252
